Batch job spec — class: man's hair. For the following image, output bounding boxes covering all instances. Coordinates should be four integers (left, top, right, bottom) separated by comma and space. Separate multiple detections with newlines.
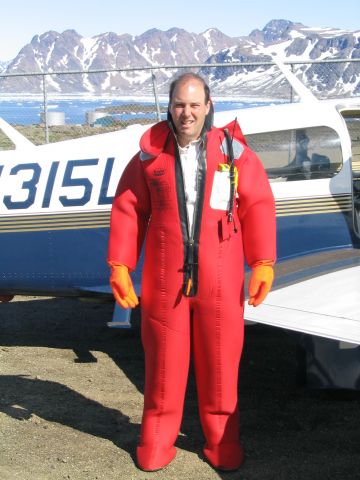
169, 73, 210, 104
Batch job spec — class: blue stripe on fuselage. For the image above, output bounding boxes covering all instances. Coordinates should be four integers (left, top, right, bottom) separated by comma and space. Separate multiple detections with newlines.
276, 210, 355, 261
0, 210, 356, 294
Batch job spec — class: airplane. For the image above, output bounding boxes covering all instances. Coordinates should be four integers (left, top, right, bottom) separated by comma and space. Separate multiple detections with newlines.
1, 61, 360, 389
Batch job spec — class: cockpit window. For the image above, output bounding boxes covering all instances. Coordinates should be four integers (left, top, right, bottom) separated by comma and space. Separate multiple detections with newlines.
245, 126, 342, 182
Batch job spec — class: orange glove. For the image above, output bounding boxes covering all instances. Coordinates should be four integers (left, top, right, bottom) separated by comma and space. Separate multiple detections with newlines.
248, 260, 274, 307
109, 263, 139, 309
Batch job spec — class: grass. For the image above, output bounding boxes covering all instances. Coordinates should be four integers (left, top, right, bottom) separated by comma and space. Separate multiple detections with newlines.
0, 117, 156, 149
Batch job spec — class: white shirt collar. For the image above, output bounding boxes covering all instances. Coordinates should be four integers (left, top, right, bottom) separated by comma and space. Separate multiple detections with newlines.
177, 137, 202, 153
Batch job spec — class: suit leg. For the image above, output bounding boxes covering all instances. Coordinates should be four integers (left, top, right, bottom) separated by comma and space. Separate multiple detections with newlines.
137, 302, 191, 471
192, 297, 245, 470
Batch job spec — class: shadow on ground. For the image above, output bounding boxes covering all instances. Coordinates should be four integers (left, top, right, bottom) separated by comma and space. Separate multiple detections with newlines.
0, 297, 359, 479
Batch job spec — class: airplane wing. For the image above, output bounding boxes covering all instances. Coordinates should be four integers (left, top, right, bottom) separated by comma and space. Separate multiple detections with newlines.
245, 261, 360, 345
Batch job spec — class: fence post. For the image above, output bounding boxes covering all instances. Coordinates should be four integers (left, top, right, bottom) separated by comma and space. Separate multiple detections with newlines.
42, 73, 49, 143
290, 63, 294, 104
151, 70, 162, 122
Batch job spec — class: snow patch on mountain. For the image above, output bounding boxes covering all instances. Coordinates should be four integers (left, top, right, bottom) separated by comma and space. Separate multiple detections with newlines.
1, 20, 359, 97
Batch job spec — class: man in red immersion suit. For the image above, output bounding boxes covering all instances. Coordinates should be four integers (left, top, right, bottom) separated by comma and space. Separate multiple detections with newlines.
108, 73, 276, 472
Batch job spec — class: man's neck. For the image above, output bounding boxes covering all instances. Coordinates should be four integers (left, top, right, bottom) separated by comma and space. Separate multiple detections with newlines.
177, 137, 202, 149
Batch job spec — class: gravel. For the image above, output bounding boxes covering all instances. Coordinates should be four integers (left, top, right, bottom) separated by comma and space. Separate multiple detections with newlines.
0, 295, 359, 480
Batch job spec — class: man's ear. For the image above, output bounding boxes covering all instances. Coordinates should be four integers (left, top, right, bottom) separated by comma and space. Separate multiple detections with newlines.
203, 100, 214, 131
167, 106, 175, 131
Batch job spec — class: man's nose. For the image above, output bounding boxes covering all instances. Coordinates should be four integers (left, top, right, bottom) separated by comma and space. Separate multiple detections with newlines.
183, 104, 191, 116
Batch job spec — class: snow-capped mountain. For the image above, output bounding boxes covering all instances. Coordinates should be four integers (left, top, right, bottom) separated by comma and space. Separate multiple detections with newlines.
201, 20, 360, 96
1, 19, 359, 96
0, 60, 10, 73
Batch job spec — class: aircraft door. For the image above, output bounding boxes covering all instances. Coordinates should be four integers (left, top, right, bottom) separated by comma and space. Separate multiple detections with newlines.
342, 112, 360, 237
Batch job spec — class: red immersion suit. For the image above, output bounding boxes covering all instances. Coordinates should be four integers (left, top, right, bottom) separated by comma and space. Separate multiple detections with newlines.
108, 119, 276, 471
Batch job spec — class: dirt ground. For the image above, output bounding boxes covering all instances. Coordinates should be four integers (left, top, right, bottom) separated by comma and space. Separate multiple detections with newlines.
0, 295, 359, 480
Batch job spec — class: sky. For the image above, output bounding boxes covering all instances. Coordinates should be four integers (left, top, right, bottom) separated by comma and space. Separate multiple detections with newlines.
1, 0, 359, 61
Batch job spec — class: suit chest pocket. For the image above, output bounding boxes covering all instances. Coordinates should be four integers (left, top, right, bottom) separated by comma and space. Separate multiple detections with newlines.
210, 170, 231, 211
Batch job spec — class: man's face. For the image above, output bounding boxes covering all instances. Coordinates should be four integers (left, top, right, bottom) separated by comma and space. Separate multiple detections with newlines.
169, 79, 210, 147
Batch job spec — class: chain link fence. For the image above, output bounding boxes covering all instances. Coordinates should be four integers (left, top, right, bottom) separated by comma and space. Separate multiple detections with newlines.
0, 59, 359, 147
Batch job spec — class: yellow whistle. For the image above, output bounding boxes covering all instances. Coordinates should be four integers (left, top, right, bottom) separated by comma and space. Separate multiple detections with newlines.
218, 163, 238, 188
218, 163, 230, 172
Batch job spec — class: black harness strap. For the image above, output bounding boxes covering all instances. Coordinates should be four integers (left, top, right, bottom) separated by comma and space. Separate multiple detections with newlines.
224, 128, 236, 222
